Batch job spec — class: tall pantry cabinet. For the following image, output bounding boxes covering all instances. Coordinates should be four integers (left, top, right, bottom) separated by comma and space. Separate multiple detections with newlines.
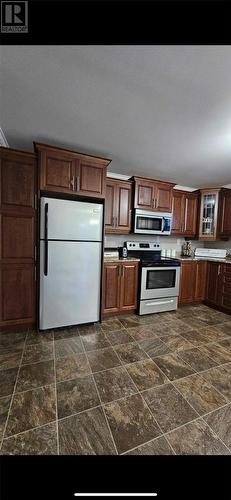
0, 148, 37, 329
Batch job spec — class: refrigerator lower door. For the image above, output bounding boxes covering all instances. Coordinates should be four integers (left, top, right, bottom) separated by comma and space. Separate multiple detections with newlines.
39, 241, 102, 330
40, 197, 103, 241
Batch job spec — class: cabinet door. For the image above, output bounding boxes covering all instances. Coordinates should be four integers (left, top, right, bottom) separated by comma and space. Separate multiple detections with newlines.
194, 261, 207, 301
171, 191, 185, 234
154, 183, 173, 212
179, 261, 196, 304
116, 182, 131, 233
220, 191, 231, 237
120, 262, 138, 311
134, 179, 154, 210
39, 148, 75, 194
198, 190, 220, 240
0, 264, 35, 326
103, 263, 121, 314
105, 181, 117, 231
0, 156, 35, 210
206, 262, 220, 305
76, 159, 106, 198
220, 265, 231, 311
184, 194, 198, 237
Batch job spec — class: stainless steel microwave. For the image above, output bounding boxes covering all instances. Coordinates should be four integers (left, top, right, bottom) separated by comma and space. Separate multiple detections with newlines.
134, 209, 172, 235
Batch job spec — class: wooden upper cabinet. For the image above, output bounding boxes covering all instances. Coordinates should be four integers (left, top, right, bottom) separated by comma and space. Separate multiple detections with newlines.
184, 193, 198, 237
172, 190, 185, 234
220, 190, 231, 238
133, 176, 174, 212
172, 190, 198, 237
0, 151, 35, 210
0, 147, 36, 329
105, 178, 132, 233
35, 143, 111, 198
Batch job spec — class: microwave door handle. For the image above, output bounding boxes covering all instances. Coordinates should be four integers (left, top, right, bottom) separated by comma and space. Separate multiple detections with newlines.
161, 217, 165, 232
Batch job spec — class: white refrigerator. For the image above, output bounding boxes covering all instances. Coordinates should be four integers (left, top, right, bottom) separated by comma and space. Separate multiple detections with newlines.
39, 197, 103, 330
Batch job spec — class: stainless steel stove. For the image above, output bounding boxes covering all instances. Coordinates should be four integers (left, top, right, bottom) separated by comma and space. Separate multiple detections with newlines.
125, 241, 181, 315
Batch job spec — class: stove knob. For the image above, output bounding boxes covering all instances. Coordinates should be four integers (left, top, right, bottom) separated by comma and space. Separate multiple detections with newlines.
133, 244, 135, 247
129, 244, 132, 247
154, 244, 156, 247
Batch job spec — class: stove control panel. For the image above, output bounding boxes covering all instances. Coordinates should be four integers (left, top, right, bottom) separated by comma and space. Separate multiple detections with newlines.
125, 242, 161, 251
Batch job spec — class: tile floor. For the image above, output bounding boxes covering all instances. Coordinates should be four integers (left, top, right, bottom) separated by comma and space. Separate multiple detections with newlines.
1, 304, 231, 455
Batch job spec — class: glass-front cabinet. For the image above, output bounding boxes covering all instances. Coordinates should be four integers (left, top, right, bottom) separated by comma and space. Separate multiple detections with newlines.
198, 189, 221, 240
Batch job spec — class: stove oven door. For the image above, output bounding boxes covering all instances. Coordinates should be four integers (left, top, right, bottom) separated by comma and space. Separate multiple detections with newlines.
141, 266, 180, 299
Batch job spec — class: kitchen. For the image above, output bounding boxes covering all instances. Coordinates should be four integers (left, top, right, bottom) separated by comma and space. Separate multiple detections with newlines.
1, 46, 231, 456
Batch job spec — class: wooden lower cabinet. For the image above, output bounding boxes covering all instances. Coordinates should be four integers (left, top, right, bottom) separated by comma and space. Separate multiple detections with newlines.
179, 260, 207, 304
103, 261, 139, 315
205, 261, 221, 306
205, 261, 231, 314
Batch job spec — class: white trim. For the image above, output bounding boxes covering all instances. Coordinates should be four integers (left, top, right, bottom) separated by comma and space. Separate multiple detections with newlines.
173, 185, 198, 192
0, 127, 9, 147
107, 172, 130, 180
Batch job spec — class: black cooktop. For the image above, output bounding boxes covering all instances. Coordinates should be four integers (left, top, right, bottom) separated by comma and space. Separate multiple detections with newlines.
141, 257, 181, 267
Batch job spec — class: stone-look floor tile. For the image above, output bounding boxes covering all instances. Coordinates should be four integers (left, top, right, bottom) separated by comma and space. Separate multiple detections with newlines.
22, 343, 54, 365
167, 419, 229, 455
0, 351, 22, 371
198, 326, 228, 342
217, 338, 231, 354
1, 422, 57, 455
0, 368, 18, 398
213, 313, 231, 323
198, 343, 231, 365
104, 394, 161, 454
159, 334, 193, 352
153, 352, 194, 381
59, 406, 116, 455
53, 327, 79, 340
180, 329, 209, 346
216, 323, 231, 337
105, 329, 134, 346
54, 337, 83, 359
180, 317, 208, 330
119, 316, 142, 329
177, 347, 217, 372
201, 364, 231, 399
127, 326, 158, 341
169, 320, 194, 335
81, 332, 110, 352
142, 383, 198, 432
56, 353, 90, 382
26, 330, 54, 345
5, 385, 56, 437
0, 331, 26, 351
124, 436, 174, 455
152, 324, 178, 337
114, 343, 148, 364
126, 360, 168, 391
203, 404, 231, 448
101, 318, 124, 332
57, 375, 100, 419
94, 366, 137, 403
138, 338, 172, 358
15, 360, 55, 392
77, 323, 102, 336
174, 374, 227, 415
87, 347, 120, 373
194, 313, 221, 326
0, 396, 11, 440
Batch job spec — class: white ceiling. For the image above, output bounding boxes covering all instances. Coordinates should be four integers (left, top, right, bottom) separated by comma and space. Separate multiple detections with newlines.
1, 45, 231, 188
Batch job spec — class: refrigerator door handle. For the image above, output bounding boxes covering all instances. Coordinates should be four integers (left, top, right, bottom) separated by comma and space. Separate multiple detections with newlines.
44, 203, 48, 276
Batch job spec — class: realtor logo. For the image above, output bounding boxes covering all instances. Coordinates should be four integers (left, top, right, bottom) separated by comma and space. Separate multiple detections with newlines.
1, 1, 28, 32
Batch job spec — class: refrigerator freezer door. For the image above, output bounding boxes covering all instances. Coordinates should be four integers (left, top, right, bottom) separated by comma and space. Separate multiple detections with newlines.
40, 197, 103, 241
39, 241, 102, 330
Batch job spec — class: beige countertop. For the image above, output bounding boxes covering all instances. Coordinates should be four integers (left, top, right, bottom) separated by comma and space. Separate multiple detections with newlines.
179, 256, 231, 264
104, 257, 140, 263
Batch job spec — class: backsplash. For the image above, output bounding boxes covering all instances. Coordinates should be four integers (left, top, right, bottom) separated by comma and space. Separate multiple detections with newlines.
104, 234, 205, 256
